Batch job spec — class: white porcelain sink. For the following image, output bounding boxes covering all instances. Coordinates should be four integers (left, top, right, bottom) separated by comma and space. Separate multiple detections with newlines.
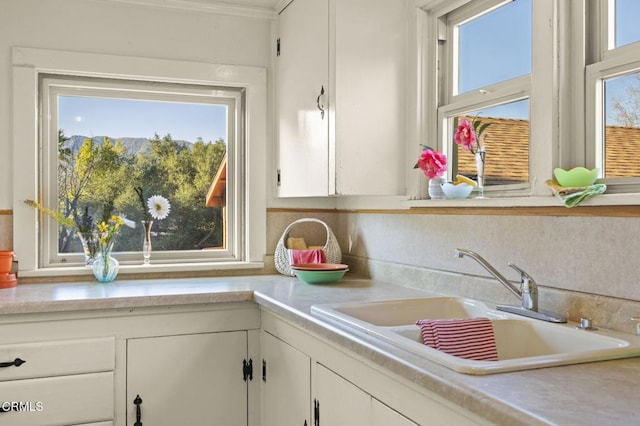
311, 297, 640, 374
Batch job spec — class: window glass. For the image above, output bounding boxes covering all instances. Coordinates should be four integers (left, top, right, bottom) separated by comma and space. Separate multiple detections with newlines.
615, 0, 640, 48
603, 71, 640, 178
56, 96, 228, 258
452, 99, 530, 185
456, 0, 531, 94
41, 76, 242, 266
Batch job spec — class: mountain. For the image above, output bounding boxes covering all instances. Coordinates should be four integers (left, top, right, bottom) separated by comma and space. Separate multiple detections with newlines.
65, 136, 193, 156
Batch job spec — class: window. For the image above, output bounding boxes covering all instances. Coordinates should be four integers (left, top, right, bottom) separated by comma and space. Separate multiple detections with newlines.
587, 0, 640, 192
13, 48, 266, 275
41, 76, 240, 267
437, 0, 532, 194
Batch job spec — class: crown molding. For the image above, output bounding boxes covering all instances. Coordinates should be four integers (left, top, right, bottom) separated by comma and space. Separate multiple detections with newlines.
91, 0, 277, 19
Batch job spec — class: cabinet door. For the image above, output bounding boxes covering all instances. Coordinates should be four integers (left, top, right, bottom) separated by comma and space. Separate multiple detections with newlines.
277, 0, 330, 197
333, 0, 407, 196
371, 399, 418, 426
127, 332, 247, 426
315, 363, 370, 425
261, 331, 311, 426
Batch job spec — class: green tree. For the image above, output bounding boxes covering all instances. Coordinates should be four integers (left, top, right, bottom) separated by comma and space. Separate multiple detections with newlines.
57, 132, 227, 254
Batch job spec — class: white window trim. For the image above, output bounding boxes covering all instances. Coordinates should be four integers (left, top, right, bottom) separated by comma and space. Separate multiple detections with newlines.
12, 47, 267, 276
584, 0, 640, 194
408, 0, 640, 207
432, 0, 540, 198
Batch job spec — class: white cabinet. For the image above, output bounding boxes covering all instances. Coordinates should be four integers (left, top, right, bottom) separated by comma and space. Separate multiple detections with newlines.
261, 310, 486, 426
127, 331, 250, 425
0, 301, 260, 426
260, 330, 311, 426
261, 328, 418, 426
316, 363, 418, 426
277, 0, 329, 197
0, 338, 115, 426
276, 0, 407, 197
371, 399, 418, 426
315, 363, 370, 425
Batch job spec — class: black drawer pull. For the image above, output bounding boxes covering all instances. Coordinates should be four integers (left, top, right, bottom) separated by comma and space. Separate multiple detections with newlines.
0, 358, 26, 368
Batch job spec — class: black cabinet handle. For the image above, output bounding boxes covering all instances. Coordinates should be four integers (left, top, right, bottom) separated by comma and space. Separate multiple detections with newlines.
316, 85, 325, 119
133, 394, 143, 426
0, 358, 25, 368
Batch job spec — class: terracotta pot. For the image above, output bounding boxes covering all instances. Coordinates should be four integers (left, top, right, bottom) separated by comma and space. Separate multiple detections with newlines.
0, 273, 16, 289
0, 251, 14, 274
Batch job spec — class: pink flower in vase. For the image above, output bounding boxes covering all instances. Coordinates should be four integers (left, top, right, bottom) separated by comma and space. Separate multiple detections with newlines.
454, 118, 477, 152
416, 147, 447, 180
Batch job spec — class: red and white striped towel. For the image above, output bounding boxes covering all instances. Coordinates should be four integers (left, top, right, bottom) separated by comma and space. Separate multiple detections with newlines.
416, 317, 498, 361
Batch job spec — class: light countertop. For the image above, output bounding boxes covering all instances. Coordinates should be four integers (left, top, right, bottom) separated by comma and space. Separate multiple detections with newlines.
0, 274, 637, 425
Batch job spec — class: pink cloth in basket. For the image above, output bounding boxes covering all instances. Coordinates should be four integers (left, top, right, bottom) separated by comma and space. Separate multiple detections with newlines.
288, 249, 326, 266
416, 317, 498, 361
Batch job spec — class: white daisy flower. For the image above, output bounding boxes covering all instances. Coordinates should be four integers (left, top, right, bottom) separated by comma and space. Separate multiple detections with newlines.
147, 195, 171, 220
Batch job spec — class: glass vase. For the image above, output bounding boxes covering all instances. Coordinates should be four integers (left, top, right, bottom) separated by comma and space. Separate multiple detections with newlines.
92, 244, 119, 283
475, 148, 486, 198
428, 177, 446, 199
142, 220, 154, 265
77, 231, 100, 267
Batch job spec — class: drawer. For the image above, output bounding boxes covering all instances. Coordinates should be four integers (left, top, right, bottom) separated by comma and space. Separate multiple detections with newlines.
0, 337, 114, 381
0, 371, 113, 426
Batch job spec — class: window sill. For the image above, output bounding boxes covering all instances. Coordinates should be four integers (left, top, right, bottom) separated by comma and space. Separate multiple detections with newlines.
17, 261, 266, 279
403, 193, 640, 216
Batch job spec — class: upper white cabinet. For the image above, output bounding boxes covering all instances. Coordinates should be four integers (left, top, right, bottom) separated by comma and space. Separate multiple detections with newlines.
276, 0, 407, 197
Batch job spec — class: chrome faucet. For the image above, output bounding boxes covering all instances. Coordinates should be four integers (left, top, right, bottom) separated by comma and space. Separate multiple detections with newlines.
455, 249, 566, 323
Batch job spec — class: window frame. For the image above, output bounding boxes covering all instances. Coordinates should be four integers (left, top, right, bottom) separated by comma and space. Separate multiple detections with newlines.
585, 0, 640, 193
12, 47, 266, 276
40, 75, 243, 267
415, 0, 571, 204
437, 0, 534, 196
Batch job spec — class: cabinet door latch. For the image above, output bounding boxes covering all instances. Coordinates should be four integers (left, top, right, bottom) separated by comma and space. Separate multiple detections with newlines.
313, 398, 320, 426
242, 358, 253, 382
262, 359, 267, 382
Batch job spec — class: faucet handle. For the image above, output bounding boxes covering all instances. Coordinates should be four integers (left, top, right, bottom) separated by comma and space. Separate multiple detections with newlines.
508, 263, 537, 288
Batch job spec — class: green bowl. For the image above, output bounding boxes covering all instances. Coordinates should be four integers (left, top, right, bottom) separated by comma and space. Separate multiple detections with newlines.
292, 268, 348, 284
553, 167, 598, 187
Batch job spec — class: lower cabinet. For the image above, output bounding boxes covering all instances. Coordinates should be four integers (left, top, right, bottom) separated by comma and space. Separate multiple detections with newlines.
315, 363, 417, 426
0, 337, 115, 426
127, 331, 251, 426
0, 301, 260, 426
261, 311, 488, 426
261, 331, 311, 426
261, 330, 417, 426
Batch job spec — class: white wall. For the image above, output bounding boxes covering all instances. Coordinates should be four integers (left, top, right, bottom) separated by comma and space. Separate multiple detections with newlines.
0, 0, 273, 208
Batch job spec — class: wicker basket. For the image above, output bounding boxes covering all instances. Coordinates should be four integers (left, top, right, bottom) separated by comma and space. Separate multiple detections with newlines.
274, 218, 342, 276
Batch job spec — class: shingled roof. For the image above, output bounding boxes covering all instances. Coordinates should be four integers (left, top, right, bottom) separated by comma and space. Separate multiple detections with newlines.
454, 117, 638, 183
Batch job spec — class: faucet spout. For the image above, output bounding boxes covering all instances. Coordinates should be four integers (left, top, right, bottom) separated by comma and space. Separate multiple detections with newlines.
454, 249, 522, 300
455, 248, 566, 323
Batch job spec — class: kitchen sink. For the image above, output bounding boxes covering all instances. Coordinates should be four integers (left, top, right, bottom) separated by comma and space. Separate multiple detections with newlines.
311, 297, 640, 374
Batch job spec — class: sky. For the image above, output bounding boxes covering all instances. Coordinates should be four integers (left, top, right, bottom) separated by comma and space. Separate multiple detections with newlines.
457, 0, 640, 123
605, 0, 640, 125
59, 96, 227, 143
